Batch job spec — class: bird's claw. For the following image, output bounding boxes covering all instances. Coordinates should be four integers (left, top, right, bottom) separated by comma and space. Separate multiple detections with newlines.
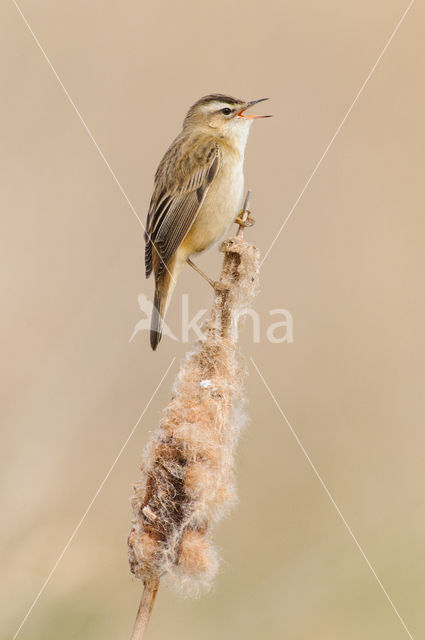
235, 210, 255, 228
213, 281, 229, 292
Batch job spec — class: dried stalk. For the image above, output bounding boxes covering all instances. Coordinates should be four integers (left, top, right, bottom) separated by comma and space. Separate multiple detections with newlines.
128, 190, 259, 638
130, 577, 159, 640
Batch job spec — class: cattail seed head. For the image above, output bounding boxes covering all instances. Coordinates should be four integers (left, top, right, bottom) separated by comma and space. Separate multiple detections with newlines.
128, 236, 259, 597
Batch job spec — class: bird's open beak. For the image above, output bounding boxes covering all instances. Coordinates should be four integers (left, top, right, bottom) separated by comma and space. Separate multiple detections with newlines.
237, 98, 272, 119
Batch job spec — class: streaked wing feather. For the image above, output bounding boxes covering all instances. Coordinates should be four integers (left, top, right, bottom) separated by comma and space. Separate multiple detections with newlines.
145, 138, 220, 278
156, 191, 201, 268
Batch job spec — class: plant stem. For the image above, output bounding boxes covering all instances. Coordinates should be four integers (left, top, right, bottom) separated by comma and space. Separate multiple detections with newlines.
130, 577, 160, 640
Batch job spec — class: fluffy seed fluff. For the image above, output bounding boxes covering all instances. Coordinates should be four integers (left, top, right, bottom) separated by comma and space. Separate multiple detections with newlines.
128, 236, 260, 597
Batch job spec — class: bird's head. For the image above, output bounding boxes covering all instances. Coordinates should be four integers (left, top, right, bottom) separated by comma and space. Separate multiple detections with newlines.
183, 94, 271, 141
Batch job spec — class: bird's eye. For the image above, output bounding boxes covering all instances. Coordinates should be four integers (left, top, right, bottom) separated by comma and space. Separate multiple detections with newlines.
221, 107, 232, 116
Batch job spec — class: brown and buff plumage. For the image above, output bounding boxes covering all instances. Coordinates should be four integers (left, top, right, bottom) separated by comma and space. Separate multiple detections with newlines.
144, 94, 270, 350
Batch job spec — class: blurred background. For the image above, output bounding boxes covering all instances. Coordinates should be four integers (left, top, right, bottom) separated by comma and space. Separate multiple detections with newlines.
1, 1, 424, 638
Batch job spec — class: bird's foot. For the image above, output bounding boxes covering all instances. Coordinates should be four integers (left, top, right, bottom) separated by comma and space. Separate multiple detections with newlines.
187, 258, 227, 290
213, 280, 229, 292
235, 210, 255, 228
186, 259, 229, 292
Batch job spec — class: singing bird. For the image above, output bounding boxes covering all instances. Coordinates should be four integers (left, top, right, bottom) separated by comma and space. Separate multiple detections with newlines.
145, 94, 271, 350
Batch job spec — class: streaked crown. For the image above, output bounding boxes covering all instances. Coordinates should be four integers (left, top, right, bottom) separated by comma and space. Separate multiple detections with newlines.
183, 94, 245, 128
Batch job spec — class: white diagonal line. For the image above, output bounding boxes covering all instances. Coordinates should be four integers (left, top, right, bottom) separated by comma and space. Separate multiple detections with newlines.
10, 0, 175, 283
12, 357, 176, 640
250, 356, 414, 640
260, 0, 415, 267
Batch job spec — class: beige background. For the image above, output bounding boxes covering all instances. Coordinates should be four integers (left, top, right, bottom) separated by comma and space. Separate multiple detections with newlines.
1, 1, 424, 638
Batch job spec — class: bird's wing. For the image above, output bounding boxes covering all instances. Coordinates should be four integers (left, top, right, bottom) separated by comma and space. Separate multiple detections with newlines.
145, 136, 220, 278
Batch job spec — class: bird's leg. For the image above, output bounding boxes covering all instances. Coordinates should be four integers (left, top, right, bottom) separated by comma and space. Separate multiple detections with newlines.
186, 258, 228, 291
187, 258, 215, 287
235, 209, 255, 227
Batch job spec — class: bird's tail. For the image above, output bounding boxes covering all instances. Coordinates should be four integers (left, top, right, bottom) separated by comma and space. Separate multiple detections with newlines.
150, 269, 175, 350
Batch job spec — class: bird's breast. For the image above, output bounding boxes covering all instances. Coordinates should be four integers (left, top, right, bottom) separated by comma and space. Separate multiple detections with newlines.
182, 153, 244, 256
